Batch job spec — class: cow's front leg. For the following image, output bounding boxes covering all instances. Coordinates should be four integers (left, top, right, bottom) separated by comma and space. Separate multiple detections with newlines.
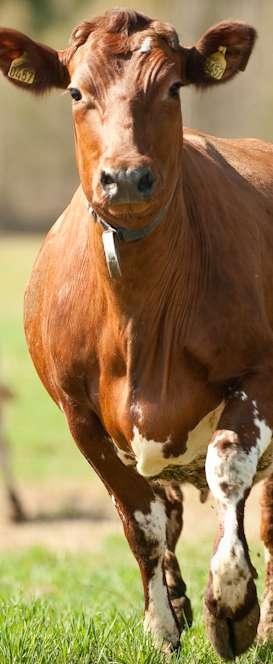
258, 474, 273, 643
65, 405, 180, 653
204, 384, 272, 660
153, 482, 193, 629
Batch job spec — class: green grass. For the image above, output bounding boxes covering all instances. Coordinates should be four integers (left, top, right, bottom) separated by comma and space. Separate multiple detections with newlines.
0, 234, 91, 481
0, 536, 271, 663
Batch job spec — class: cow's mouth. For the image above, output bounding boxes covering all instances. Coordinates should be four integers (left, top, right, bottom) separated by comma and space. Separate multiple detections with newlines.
104, 198, 157, 220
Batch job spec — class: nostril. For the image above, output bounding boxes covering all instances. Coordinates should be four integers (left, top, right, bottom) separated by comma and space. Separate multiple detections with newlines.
101, 171, 115, 187
137, 169, 155, 194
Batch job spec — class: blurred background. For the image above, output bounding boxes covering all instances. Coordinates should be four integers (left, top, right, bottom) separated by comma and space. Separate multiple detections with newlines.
0, 0, 272, 541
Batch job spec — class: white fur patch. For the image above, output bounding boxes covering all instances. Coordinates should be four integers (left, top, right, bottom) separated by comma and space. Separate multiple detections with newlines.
112, 439, 135, 467
253, 400, 272, 456
140, 37, 152, 53
210, 501, 251, 611
206, 436, 253, 610
131, 401, 143, 424
206, 430, 257, 503
144, 559, 179, 648
131, 402, 224, 477
115, 446, 135, 466
134, 499, 167, 549
206, 400, 272, 613
135, 499, 178, 648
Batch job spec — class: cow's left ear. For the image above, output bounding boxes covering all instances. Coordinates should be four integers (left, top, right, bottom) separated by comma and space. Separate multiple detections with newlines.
181, 21, 257, 87
0, 28, 70, 93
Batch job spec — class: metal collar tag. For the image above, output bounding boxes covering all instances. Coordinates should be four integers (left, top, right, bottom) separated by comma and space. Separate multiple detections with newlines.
88, 199, 172, 279
102, 229, 122, 278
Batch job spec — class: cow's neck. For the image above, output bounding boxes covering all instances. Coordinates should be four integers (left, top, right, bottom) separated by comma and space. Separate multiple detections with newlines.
89, 183, 208, 333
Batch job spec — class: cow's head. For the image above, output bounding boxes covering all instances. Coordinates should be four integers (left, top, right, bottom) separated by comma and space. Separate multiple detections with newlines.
0, 9, 256, 222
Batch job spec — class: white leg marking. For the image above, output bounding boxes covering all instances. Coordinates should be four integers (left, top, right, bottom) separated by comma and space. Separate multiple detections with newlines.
144, 559, 179, 648
134, 499, 167, 548
134, 499, 179, 647
206, 402, 272, 612
206, 430, 258, 502
210, 502, 251, 611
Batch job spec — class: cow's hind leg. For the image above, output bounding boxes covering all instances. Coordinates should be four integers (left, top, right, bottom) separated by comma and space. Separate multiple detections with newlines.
65, 405, 180, 653
258, 474, 273, 643
204, 379, 273, 660
153, 482, 192, 629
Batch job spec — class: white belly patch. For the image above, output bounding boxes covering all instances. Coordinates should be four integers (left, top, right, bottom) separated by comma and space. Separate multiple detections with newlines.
131, 402, 224, 478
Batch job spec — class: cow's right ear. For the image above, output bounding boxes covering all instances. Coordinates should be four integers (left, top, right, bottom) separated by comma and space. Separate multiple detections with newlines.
0, 28, 70, 93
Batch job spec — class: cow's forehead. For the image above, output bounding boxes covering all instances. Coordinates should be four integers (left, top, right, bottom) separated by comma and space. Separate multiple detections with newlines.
69, 29, 181, 87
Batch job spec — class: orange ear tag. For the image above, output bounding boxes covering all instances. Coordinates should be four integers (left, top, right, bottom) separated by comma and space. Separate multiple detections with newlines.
204, 46, 227, 80
8, 52, 35, 85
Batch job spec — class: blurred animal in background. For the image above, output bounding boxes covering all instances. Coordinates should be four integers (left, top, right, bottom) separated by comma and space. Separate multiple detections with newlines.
0, 381, 25, 522
1, 7, 273, 661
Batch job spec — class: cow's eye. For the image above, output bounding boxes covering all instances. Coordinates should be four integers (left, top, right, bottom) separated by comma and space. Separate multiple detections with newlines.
69, 88, 82, 102
169, 81, 182, 98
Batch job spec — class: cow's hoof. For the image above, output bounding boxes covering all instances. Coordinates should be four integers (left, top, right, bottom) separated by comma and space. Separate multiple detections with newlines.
171, 594, 193, 629
160, 638, 181, 656
257, 593, 273, 644
204, 600, 260, 660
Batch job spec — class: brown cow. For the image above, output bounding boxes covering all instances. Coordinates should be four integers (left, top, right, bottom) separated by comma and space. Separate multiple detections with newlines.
1, 8, 273, 659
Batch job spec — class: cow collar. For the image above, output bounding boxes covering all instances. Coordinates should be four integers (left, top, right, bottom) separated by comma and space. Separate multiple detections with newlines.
87, 202, 170, 279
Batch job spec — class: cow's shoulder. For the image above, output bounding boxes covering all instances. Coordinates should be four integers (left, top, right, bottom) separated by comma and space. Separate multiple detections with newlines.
183, 128, 273, 197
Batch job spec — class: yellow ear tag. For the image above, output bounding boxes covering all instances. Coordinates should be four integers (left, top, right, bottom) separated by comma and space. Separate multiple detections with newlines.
8, 52, 35, 85
204, 46, 227, 80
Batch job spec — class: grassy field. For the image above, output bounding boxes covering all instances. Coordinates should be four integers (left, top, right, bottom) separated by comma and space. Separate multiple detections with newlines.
0, 234, 272, 663
0, 537, 271, 663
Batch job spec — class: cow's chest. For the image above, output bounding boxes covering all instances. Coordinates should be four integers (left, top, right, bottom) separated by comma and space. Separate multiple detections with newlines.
96, 360, 225, 483
96, 370, 273, 487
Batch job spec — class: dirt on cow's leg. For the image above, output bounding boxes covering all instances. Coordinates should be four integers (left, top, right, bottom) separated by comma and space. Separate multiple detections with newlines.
153, 482, 192, 630
65, 405, 181, 654
258, 474, 273, 644
203, 381, 273, 660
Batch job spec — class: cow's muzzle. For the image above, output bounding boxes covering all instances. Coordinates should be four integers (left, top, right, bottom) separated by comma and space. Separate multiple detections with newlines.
100, 166, 156, 203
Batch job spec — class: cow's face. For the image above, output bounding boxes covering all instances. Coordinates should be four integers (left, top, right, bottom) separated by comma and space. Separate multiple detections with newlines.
0, 10, 256, 222
67, 25, 184, 219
